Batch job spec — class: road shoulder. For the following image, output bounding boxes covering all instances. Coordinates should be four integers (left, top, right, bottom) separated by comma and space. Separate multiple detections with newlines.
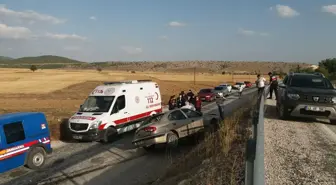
264, 99, 336, 185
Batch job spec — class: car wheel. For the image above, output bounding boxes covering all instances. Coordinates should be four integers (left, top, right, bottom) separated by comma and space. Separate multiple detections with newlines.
166, 132, 179, 148
100, 127, 117, 143
278, 104, 289, 120
26, 147, 46, 170
329, 119, 336, 125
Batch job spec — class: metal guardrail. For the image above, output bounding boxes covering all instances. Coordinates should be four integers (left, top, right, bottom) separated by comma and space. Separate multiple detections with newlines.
245, 85, 270, 185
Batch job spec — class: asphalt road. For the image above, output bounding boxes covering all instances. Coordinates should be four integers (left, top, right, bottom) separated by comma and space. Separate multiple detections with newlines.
0, 87, 257, 185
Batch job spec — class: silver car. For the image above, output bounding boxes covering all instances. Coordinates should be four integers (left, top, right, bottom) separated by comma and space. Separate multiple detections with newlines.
214, 86, 230, 98
132, 108, 219, 150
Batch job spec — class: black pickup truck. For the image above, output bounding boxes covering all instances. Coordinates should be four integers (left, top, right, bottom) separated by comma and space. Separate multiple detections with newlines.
276, 72, 336, 124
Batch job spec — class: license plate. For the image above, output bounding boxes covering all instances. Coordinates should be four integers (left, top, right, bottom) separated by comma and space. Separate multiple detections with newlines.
73, 135, 83, 140
305, 106, 325, 112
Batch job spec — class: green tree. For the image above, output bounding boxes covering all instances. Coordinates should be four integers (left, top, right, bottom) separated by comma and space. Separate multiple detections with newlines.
319, 58, 336, 74
30, 65, 37, 72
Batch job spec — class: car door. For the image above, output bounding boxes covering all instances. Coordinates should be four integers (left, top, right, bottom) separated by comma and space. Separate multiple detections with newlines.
1, 121, 27, 172
278, 76, 289, 106
181, 109, 204, 134
111, 95, 129, 130
167, 110, 190, 138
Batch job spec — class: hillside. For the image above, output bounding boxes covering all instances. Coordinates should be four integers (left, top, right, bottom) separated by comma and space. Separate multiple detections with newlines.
0, 56, 13, 61
0, 55, 83, 65
0, 54, 315, 74
87, 61, 313, 74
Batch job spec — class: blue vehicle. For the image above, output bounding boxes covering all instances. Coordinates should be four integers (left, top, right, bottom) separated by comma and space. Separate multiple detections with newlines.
0, 112, 52, 173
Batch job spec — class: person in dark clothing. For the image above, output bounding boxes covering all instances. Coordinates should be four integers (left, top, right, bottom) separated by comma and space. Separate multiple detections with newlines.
216, 97, 225, 120
195, 96, 202, 112
186, 90, 194, 100
168, 96, 176, 110
268, 72, 278, 100
176, 94, 186, 108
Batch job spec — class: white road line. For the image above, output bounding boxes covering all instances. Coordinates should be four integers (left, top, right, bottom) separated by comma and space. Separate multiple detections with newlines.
316, 123, 336, 143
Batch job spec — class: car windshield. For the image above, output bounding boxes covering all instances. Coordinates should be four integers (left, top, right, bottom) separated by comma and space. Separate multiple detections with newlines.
290, 76, 333, 89
215, 86, 226, 90
140, 113, 164, 127
199, 89, 212, 93
79, 96, 115, 112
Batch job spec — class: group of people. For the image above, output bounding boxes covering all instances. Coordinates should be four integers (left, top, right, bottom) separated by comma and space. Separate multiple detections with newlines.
255, 72, 278, 99
168, 90, 202, 112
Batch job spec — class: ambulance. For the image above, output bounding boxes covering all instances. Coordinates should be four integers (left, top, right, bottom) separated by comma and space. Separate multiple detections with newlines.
68, 80, 163, 143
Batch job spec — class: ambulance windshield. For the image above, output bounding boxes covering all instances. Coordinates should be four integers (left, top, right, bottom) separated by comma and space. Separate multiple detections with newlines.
79, 96, 115, 112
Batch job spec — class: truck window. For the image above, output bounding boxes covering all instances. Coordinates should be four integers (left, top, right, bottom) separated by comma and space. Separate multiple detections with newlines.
3, 121, 26, 144
80, 96, 115, 112
112, 95, 126, 113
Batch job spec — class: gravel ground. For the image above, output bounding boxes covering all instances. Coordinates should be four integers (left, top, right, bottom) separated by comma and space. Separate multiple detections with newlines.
264, 99, 336, 185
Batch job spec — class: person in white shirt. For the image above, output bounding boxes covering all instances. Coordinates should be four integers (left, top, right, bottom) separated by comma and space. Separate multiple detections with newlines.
181, 101, 196, 111
256, 74, 266, 96
238, 85, 244, 98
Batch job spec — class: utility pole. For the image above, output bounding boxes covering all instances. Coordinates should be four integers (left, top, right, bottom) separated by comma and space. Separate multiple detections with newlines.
194, 67, 196, 85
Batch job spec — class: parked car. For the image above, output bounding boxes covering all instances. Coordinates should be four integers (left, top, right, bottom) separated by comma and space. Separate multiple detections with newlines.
213, 86, 230, 98
0, 112, 52, 173
233, 82, 246, 89
132, 108, 219, 150
219, 84, 232, 92
244, 81, 253, 88
277, 72, 336, 124
198, 88, 216, 102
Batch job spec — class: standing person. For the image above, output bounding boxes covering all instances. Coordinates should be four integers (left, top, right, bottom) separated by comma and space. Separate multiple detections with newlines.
268, 72, 278, 100
238, 84, 244, 98
176, 94, 186, 108
168, 96, 176, 110
256, 74, 266, 96
195, 96, 202, 112
216, 97, 225, 120
187, 90, 194, 100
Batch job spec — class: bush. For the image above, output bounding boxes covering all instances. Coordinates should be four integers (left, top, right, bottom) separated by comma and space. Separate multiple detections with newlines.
96, 67, 102, 72
30, 65, 37, 72
131, 71, 136, 73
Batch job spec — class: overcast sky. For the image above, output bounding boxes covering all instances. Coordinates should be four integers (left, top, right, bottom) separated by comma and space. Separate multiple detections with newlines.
0, 0, 335, 63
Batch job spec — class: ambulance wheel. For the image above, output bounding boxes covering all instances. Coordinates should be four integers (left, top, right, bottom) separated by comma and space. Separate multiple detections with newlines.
26, 147, 46, 170
101, 127, 117, 143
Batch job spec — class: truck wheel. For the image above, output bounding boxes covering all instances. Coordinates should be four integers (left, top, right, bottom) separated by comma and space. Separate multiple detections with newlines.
26, 147, 46, 170
329, 119, 336, 125
166, 132, 179, 148
101, 127, 117, 143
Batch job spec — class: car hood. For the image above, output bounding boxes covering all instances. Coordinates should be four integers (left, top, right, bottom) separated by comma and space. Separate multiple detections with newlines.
198, 93, 212, 96
289, 87, 336, 96
69, 112, 108, 123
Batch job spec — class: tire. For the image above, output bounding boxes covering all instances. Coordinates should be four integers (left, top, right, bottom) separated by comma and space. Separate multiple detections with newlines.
143, 145, 156, 152
166, 132, 179, 148
329, 119, 336, 125
26, 147, 46, 170
100, 127, 117, 143
278, 104, 289, 120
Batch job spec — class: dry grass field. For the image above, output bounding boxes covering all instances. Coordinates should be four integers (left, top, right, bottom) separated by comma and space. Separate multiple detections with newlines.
0, 68, 256, 139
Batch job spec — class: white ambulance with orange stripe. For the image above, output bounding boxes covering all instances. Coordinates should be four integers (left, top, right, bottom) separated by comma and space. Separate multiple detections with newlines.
68, 80, 163, 143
